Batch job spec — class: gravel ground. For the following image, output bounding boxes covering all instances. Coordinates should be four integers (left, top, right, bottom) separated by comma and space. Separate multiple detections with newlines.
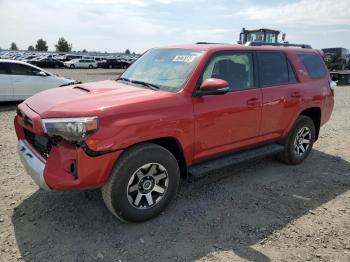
0, 70, 349, 262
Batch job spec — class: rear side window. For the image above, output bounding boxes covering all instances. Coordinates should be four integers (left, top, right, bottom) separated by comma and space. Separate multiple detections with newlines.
298, 53, 326, 79
258, 52, 289, 87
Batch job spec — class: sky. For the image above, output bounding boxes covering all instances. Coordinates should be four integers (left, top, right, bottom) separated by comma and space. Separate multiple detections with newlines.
0, 0, 349, 53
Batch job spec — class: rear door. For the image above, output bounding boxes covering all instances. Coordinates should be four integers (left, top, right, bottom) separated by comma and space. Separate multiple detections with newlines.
257, 51, 301, 138
0, 63, 13, 101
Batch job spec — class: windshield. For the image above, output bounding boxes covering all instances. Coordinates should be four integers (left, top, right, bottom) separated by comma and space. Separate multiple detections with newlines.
119, 48, 203, 92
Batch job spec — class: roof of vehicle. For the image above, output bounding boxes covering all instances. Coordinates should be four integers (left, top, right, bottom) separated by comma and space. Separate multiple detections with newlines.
158, 44, 318, 53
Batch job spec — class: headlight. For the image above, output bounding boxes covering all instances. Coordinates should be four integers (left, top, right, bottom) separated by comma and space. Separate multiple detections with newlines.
42, 117, 99, 142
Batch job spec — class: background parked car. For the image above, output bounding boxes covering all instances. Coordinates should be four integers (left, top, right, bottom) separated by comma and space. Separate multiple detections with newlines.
64, 59, 98, 69
0, 60, 75, 101
59, 55, 83, 62
322, 47, 350, 71
29, 58, 64, 68
99, 58, 130, 69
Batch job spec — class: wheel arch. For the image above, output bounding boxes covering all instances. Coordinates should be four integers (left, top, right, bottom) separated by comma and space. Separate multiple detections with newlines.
146, 137, 188, 178
299, 107, 321, 141
121, 137, 188, 178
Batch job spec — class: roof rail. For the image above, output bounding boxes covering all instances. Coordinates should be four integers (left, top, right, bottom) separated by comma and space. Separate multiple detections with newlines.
195, 42, 224, 44
246, 41, 312, 49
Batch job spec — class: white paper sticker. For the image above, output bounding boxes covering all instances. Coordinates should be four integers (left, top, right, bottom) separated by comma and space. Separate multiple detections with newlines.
173, 55, 196, 63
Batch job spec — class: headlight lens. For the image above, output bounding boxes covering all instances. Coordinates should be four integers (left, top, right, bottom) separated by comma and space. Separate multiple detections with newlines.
42, 117, 99, 142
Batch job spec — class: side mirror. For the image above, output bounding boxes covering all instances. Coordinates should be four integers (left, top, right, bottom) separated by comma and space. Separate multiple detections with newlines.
37, 71, 47, 77
196, 78, 229, 96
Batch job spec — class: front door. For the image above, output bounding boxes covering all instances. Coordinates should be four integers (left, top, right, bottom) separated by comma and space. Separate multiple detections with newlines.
9, 63, 53, 99
193, 51, 262, 161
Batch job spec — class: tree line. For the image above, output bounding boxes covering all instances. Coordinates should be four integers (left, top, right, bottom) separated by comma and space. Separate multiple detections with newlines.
7, 38, 132, 54
9, 37, 72, 52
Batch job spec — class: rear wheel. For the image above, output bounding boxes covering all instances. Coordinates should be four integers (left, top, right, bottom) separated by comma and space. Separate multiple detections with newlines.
109, 64, 113, 69
279, 116, 315, 165
70, 64, 75, 69
102, 143, 180, 222
88, 65, 93, 69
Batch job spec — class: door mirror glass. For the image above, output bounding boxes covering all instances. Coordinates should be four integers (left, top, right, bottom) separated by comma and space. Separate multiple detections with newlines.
197, 78, 229, 96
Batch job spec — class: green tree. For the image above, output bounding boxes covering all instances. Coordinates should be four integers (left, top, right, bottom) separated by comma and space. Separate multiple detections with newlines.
125, 49, 131, 55
35, 38, 48, 51
82, 49, 87, 53
55, 37, 72, 52
10, 42, 18, 50
28, 45, 35, 51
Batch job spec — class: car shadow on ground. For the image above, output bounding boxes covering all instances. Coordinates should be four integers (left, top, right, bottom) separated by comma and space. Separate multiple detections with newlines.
12, 149, 350, 262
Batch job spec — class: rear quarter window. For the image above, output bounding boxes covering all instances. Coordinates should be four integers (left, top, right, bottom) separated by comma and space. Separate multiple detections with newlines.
298, 53, 326, 79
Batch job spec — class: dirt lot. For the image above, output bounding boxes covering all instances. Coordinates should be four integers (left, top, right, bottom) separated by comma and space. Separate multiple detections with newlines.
49, 68, 125, 83
0, 69, 349, 262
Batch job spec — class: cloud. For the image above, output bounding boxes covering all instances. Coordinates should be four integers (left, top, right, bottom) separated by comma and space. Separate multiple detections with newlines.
239, 0, 350, 26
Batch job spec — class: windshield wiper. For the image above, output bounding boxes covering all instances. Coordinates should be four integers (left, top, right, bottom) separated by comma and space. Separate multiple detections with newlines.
116, 77, 160, 90
116, 77, 131, 83
130, 80, 160, 90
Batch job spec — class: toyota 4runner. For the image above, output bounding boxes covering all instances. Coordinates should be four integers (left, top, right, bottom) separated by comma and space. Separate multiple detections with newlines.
15, 44, 334, 222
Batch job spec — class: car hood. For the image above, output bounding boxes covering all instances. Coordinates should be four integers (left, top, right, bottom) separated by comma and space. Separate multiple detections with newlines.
24, 80, 168, 118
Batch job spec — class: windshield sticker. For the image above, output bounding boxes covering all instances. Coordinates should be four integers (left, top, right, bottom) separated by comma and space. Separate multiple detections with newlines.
173, 55, 196, 63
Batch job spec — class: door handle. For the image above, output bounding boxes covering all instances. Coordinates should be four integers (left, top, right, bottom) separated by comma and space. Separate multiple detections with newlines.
246, 97, 260, 106
291, 91, 301, 98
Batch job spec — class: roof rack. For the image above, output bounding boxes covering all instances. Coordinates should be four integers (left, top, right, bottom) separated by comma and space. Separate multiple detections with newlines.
246, 41, 312, 49
195, 42, 224, 44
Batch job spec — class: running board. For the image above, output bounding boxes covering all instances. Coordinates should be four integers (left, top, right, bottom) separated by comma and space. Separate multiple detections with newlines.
188, 143, 284, 177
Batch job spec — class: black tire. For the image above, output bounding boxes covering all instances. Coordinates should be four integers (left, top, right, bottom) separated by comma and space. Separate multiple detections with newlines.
70, 64, 75, 69
109, 64, 113, 69
89, 65, 93, 69
278, 116, 315, 165
102, 143, 180, 222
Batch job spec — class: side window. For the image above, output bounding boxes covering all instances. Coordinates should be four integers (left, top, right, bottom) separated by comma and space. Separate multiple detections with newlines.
258, 52, 289, 87
298, 53, 326, 79
0, 63, 10, 74
9, 63, 40, 76
201, 52, 254, 91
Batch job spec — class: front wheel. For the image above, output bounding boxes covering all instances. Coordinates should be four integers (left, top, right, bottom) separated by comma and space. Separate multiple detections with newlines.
102, 143, 180, 222
279, 116, 315, 165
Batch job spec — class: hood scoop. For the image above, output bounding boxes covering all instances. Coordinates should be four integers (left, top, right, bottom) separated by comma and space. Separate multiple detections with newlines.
73, 86, 90, 92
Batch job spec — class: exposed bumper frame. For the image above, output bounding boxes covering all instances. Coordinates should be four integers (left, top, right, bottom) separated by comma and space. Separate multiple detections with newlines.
17, 140, 51, 190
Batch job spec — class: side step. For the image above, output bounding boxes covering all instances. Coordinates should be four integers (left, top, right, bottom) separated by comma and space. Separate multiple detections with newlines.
188, 143, 284, 177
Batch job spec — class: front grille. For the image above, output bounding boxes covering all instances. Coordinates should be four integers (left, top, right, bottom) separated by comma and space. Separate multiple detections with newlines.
23, 128, 52, 159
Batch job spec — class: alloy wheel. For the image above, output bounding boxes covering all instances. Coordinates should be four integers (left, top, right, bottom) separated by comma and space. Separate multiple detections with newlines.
127, 163, 169, 209
294, 126, 311, 156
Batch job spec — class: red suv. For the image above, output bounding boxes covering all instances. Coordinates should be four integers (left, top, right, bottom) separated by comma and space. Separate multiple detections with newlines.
15, 44, 334, 222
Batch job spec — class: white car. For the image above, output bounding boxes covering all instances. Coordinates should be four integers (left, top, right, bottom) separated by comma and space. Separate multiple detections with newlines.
64, 59, 98, 69
0, 60, 75, 102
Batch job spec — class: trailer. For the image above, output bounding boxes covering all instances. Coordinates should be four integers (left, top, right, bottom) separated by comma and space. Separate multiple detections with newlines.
330, 70, 350, 86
